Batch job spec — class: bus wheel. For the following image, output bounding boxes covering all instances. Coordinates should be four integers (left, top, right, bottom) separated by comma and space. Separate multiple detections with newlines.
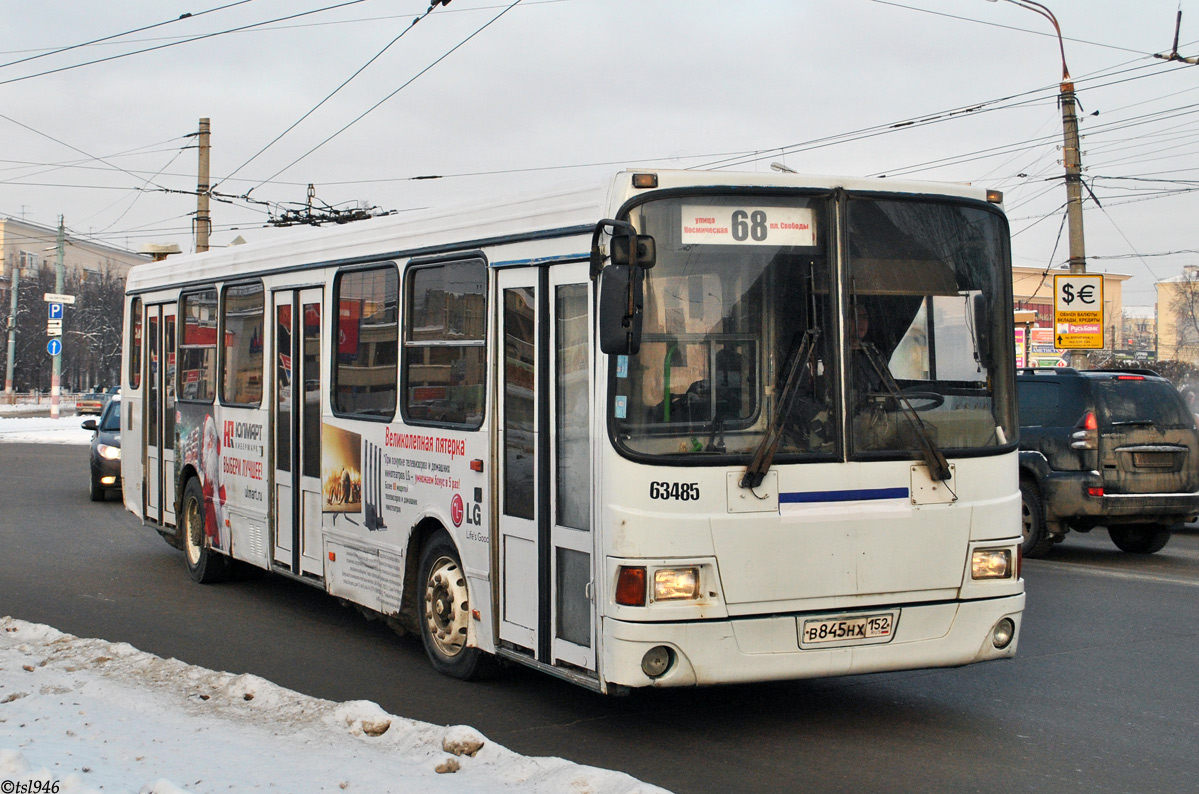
418, 531, 488, 680
181, 478, 230, 584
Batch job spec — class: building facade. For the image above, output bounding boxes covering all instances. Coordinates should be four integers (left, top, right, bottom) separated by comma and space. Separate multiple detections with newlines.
1156, 266, 1199, 365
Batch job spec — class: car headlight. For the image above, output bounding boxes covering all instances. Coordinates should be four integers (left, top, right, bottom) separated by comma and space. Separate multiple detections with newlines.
98, 443, 121, 461
653, 567, 700, 601
971, 548, 1012, 580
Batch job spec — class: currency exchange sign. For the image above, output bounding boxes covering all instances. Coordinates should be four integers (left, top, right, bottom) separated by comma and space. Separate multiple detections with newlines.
1053, 274, 1104, 349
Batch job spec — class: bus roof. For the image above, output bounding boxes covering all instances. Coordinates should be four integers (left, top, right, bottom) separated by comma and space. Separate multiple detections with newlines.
125, 169, 995, 294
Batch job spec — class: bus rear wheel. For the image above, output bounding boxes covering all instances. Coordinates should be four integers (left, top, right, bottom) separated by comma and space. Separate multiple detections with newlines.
418, 531, 489, 680
181, 477, 230, 584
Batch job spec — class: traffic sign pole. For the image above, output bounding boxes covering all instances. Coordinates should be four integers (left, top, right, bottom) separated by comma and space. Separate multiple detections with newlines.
50, 218, 64, 420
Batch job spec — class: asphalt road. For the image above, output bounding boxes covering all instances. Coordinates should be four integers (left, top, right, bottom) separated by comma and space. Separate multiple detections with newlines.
2, 443, 1197, 794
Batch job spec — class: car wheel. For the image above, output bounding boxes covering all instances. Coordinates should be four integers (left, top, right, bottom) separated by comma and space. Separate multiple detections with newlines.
1108, 524, 1171, 554
418, 530, 491, 680
1019, 479, 1054, 558
180, 477, 230, 583
89, 469, 105, 502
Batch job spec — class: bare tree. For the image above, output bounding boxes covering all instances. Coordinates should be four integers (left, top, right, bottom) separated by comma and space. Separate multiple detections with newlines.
1166, 268, 1199, 364
3, 262, 126, 392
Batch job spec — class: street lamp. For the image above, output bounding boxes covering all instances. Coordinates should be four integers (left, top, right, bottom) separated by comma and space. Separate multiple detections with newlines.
987, 0, 1088, 367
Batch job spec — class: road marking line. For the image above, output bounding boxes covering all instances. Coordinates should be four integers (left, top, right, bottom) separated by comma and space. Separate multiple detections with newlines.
1027, 560, 1199, 588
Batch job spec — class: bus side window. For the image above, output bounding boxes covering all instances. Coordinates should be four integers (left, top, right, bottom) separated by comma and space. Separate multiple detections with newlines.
129, 297, 143, 390
179, 289, 218, 403
333, 265, 399, 419
403, 259, 487, 427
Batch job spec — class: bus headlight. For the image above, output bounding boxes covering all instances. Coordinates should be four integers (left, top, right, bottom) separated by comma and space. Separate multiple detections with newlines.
971, 548, 1012, 580
653, 567, 699, 601
98, 443, 121, 461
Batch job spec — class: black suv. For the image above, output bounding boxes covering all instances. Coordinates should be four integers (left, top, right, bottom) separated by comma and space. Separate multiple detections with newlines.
1017, 368, 1199, 557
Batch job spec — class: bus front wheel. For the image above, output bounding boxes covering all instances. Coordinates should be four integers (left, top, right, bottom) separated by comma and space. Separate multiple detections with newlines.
418, 531, 489, 680
181, 478, 230, 584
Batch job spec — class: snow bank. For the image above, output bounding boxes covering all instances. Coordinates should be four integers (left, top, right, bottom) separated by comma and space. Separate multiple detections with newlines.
0, 617, 669, 794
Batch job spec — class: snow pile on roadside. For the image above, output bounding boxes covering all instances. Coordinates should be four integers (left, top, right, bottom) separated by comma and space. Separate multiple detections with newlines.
0, 403, 57, 417
0, 617, 669, 794
0, 416, 93, 444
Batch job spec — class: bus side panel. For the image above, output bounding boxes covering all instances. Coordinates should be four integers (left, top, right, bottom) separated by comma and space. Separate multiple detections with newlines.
175, 402, 231, 555
214, 405, 271, 570
317, 418, 494, 652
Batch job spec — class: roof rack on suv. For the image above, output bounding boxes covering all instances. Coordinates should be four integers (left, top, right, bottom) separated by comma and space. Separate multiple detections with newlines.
1017, 366, 1163, 378
1018, 367, 1079, 375
1086, 367, 1162, 377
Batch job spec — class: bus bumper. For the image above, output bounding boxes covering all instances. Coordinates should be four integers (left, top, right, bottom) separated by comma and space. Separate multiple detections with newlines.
600, 594, 1025, 689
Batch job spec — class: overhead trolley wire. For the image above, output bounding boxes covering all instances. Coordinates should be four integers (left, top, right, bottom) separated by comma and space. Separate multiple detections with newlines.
0, 0, 372, 87
217, 0, 453, 192
0, 0, 261, 71
245, 0, 527, 195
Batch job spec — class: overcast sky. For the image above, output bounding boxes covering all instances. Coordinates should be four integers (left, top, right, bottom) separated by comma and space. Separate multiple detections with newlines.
2, 0, 1198, 305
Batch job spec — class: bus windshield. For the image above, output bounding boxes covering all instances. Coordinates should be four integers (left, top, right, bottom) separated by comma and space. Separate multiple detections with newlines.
611, 192, 1016, 462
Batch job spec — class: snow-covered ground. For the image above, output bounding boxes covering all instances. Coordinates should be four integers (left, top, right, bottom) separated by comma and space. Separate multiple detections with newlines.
0, 418, 668, 794
0, 415, 95, 444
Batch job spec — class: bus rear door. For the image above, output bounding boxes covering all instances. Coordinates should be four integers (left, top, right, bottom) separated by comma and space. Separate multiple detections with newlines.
144, 303, 177, 526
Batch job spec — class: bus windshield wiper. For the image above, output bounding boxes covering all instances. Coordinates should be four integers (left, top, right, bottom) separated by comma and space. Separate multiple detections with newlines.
741, 329, 819, 490
860, 341, 952, 482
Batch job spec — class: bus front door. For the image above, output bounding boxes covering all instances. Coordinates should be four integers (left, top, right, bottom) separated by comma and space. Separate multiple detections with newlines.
143, 303, 177, 526
496, 264, 595, 672
272, 288, 324, 578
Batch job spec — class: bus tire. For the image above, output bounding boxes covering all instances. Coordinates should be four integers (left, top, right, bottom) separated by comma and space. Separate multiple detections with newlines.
418, 531, 489, 680
1109, 524, 1171, 554
1019, 478, 1053, 558
180, 477, 230, 584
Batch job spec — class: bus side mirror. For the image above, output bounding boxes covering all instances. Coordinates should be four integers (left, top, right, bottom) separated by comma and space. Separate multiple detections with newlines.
599, 264, 644, 355
610, 235, 655, 268
592, 219, 654, 355
972, 292, 993, 370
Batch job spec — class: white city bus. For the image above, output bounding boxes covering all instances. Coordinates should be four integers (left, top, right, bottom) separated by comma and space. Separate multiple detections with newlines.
121, 169, 1024, 693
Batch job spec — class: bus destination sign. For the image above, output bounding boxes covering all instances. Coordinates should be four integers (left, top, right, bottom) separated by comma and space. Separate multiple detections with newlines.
681, 205, 816, 247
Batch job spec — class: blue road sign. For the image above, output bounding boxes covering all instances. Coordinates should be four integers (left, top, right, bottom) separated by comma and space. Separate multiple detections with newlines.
47, 338, 61, 356
48, 302, 64, 320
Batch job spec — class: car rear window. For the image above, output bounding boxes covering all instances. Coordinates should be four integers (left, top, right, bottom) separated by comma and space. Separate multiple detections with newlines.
1093, 379, 1195, 428
1017, 380, 1061, 426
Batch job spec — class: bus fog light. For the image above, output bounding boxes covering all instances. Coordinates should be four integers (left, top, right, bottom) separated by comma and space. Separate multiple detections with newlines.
971, 549, 1012, 580
992, 618, 1015, 649
641, 645, 674, 678
653, 567, 699, 601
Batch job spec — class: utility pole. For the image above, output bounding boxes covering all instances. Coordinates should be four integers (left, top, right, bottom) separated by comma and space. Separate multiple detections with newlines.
4, 262, 18, 402
196, 117, 212, 253
989, 0, 1089, 368
50, 217, 65, 419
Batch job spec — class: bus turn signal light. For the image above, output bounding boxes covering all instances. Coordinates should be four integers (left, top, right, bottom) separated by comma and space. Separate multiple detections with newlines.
615, 566, 647, 606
